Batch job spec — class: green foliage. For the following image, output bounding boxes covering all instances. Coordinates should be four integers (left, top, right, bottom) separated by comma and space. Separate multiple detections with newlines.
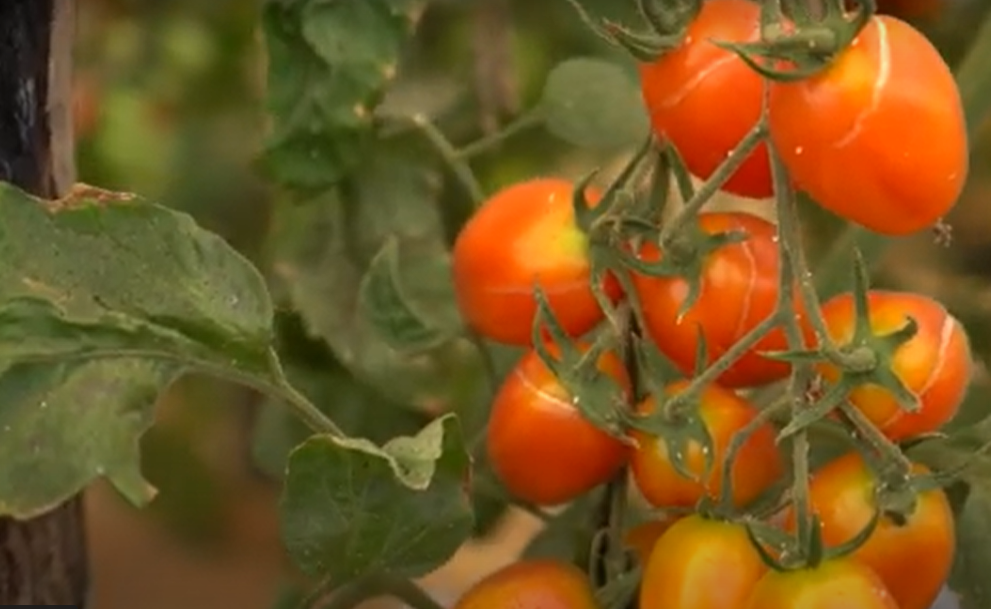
279, 414, 473, 582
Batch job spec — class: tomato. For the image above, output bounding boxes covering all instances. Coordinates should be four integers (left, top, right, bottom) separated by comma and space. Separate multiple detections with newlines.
631, 211, 814, 388
768, 15, 967, 236
744, 558, 898, 609
631, 380, 784, 509
452, 178, 621, 346
486, 343, 630, 506
640, 515, 768, 609
639, 0, 771, 199
624, 517, 679, 564
819, 290, 971, 440
787, 453, 955, 609
453, 559, 600, 609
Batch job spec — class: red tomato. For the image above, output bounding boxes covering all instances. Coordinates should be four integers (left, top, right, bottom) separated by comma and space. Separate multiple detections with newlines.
631, 212, 814, 388
486, 343, 630, 506
639, 0, 771, 199
819, 290, 971, 440
745, 558, 898, 609
452, 178, 621, 346
631, 380, 784, 509
453, 560, 599, 609
641, 515, 768, 609
786, 453, 955, 609
769, 15, 967, 235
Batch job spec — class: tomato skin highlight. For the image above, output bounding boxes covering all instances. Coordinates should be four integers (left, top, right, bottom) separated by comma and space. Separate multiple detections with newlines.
631, 381, 783, 509
640, 515, 768, 609
631, 212, 813, 388
819, 290, 971, 440
769, 15, 967, 236
787, 453, 955, 609
639, 0, 771, 199
452, 559, 600, 609
452, 178, 621, 346
744, 558, 899, 609
486, 344, 630, 506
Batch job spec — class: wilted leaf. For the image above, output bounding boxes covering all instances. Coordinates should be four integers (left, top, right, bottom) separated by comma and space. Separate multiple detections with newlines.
0, 183, 275, 517
279, 414, 474, 582
358, 236, 453, 352
540, 57, 649, 150
260, 0, 421, 192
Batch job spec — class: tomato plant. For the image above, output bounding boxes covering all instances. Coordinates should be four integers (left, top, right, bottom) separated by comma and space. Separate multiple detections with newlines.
486, 343, 630, 506
768, 14, 968, 236
640, 515, 768, 609
789, 453, 955, 609
818, 290, 972, 440
453, 178, 621, 346
631, 380, 783, 509
632, 211, 813, 388
744, 558, 899, 609
452, 560, 599, 609
639, 0, 772, 199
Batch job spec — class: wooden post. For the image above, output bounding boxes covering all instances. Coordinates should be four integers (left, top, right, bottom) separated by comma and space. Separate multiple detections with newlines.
0, 0, 89, 604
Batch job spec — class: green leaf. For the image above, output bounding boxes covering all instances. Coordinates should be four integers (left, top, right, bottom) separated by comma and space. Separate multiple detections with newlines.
279, 414, 474, 582
358, 236, 453, 352
0, 183, 275, 518
540, 57, 650, 150
260, 0, 421, 192
268, 145, 489, 410
949, 481, 991, 609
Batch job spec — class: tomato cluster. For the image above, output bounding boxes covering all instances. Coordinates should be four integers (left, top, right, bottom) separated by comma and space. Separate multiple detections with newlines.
449, 1, 972, 608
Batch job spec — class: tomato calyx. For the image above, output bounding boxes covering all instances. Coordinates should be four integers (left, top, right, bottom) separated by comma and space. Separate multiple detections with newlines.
769, 253, 919, 440
716, 0, 876, 82
564, 0, 701, 63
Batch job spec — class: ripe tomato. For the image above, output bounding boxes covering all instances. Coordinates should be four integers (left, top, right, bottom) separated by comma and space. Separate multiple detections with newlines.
631, 380, 783, 509
768, 15, 967, 236
486, 343, 630, 506
818, 290, 971, 440
631, 211, 813, 388
453, 559, 599, 609
745, 558, 898, 609
639, 0, 771, 199
787, 453, 955, 609
641, 515, 768, 609
452, 178, 621, 346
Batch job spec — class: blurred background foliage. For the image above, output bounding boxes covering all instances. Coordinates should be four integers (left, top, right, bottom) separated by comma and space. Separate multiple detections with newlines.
72, 1, 991, 608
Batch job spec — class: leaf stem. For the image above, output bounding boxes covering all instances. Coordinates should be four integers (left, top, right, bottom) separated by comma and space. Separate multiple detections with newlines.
408, 114, 486, 206
265, 348, 346, 437
770, 141, 815, 556
455, 110, 544, 160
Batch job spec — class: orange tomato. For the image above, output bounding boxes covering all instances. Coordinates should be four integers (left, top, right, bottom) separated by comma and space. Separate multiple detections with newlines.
631, 381, 783, 509
624, 517, 678, 564
631, 211, 814, 388
744, 558, 899, 609
786, 453, 955, 609
769, 15, 967, 235
819, 290, 971, 440
639, 0, 771, 198
452, 178, 621, 346
486, 343, 630, 506
453, 560, 600, 609
640, 515, 768, 609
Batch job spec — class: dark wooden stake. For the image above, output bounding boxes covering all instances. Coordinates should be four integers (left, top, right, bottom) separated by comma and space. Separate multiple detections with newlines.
0, 0, 89, 604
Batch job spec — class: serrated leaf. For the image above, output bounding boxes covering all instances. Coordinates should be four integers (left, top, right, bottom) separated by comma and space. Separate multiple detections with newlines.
0, 184, 276, 517
540, 57, 649, 150
279, 414, 474, 582
268, 146, 487, 410
358, 236, 452, 352
260, 0, 421, 191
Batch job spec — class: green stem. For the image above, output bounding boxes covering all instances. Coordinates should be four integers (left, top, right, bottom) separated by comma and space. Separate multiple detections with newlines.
455, 110, 544, 160
838, 401, 912, 473
409, 114, 486, 206
265, 348, 345, 436
659, 121, 767, 245
310, 573, 446, 609
956, 5, 991, 141
770, 142, 815, 556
